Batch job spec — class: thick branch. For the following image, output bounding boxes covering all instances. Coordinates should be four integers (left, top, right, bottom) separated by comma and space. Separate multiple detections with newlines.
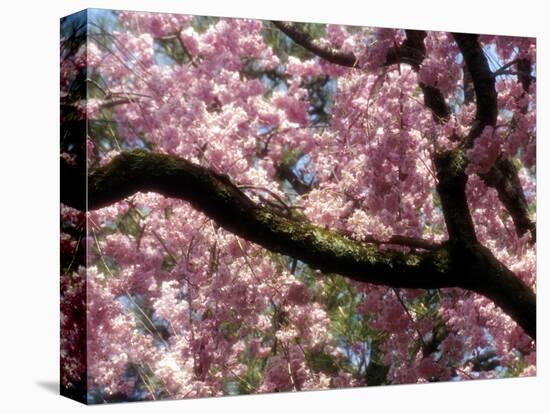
453, 33, 535, 241
61, 150, 535, 338
453, 33, 497, 131
480, 158, 535, 240
468, 243, 536, 340
363, 235, 439, 251
62, 150, 453, 290
435, 149, 477, 243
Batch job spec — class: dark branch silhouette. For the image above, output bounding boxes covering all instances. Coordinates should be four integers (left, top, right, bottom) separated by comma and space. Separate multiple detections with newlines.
271, 21, 357, 67
453, 33, 536, 241
61, 150, 536, 339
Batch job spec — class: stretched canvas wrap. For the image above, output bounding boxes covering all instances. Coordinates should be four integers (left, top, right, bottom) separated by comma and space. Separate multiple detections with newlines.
60, 8, 537, 404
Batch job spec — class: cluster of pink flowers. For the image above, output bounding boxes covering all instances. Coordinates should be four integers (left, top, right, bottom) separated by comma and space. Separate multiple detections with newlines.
419, 32, 462, 95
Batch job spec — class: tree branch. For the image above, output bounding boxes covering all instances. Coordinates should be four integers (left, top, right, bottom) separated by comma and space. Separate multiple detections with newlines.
271, 23, 450, 122
397, 30, 451, 121
453, 33, 497, 131
516, 58, 533, 92
362, 235, 439, 251
479, 158, 536, 240
463, 65, 475, 105
62, 151, 451, 289
61, 150, 536, 338
271, 21, 357, 67
453, 33, 535, 241
435, 149, 478, 244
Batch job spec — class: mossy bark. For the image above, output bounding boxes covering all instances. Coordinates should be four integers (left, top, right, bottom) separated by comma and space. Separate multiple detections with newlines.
61, 149, 536, 339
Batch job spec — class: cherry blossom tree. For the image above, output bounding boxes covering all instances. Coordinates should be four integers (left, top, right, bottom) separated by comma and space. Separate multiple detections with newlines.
60, 9, 536, 403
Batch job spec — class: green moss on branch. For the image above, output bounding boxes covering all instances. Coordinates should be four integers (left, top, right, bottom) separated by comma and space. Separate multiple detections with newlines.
60, 150, 536, 339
